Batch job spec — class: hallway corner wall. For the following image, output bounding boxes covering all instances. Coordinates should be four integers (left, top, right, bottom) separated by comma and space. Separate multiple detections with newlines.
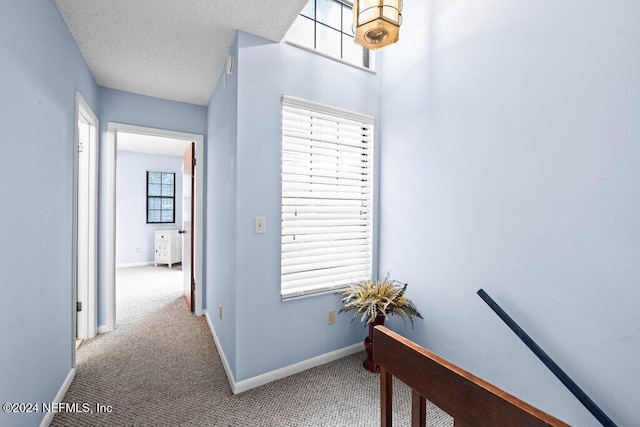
0, 3, 98, 427
205, 34, 239, 377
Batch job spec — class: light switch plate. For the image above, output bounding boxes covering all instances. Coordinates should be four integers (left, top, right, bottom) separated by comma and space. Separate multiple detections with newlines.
255, 216, 266, 234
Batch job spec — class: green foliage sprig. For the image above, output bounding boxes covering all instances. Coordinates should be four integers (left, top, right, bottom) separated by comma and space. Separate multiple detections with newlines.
338, 276, 423, 327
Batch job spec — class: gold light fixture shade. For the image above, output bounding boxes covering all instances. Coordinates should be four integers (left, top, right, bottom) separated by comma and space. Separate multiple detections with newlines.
353, 0, 403, 50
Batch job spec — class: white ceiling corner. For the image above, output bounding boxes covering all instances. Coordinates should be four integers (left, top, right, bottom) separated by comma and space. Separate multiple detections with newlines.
55, 0, 309, 106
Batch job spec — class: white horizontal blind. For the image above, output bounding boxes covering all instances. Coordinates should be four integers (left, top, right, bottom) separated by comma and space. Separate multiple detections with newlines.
281, 95, 374, 299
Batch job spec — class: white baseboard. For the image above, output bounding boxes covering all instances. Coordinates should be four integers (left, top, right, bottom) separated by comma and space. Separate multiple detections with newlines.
97, 325, 111, 334
202, 309, 363, 395
39, 368, 76, 427
203, 310, 236, 392
234, 341, 363, 394
116, 261, 154, 268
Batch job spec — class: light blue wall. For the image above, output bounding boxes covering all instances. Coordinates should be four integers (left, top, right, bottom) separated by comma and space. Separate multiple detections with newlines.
232, 32, 381, 381
0, 2, 98, 427
378, 1, 640, 425
116, 151, 184, 265
97, 88, 207, 325
206, 35, 239, 375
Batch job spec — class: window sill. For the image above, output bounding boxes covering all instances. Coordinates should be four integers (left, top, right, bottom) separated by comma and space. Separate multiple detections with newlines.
281, 287, 347, 302
283, 40, 377, 75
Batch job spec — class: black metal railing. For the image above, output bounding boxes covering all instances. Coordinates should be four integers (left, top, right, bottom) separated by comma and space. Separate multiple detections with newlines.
477, 289, 616, 427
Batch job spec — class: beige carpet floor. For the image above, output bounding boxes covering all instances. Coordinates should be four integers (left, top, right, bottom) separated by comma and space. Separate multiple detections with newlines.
52, 266, 452, 426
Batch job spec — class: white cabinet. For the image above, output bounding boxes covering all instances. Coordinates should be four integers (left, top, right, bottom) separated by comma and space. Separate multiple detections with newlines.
154, 230, 182, 268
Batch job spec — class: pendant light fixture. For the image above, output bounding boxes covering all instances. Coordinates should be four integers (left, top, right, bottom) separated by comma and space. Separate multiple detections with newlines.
353, 0, 403, 50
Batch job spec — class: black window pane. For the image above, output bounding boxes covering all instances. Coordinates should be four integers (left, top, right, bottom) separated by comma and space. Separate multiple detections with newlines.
148, 172, 161, 184
343, 35, 364, 66
342, 4, 354, 34
148, 210, 161, 223
316, 23, 341, 58
161, 210, 174, 223
161, 198, 173, 210
148, 197, 161, 209
147, 171, 175, 223
285, 0, 370, 69
316, 0, 342, 31
162, 173, 174, 185
148, 184, 162, 196
288, 15, 315, 50
161, 184, 174, 197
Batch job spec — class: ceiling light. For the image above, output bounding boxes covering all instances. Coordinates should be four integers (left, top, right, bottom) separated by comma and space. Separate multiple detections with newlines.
353, 0, 403, 50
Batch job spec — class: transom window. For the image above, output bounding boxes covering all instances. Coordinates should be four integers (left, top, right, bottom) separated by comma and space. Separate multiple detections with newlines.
147, 171, 175, 224
281, 96, 374, 299
285, 0, 373, 69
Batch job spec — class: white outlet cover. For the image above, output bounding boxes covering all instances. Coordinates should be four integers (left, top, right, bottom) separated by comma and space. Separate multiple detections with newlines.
255, 216, 266, 234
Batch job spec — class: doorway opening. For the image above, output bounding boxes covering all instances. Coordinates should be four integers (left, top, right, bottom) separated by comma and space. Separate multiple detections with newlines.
105, 123, 204, 332
115, 133, 193, 325
73, 92, 99, 359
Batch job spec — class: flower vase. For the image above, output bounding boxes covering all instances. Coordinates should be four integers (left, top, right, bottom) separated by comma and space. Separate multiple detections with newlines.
363, 315, 385, 373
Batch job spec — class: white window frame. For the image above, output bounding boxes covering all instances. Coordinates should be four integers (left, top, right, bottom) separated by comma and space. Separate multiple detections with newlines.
281, 95, 374, 299
284, 0, 375, 70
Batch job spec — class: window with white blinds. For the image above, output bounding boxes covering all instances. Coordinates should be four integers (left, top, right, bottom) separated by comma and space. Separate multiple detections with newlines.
281, 95, 374, 299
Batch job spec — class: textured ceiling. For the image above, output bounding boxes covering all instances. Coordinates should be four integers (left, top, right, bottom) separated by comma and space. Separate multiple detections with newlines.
55, 0, 308, 105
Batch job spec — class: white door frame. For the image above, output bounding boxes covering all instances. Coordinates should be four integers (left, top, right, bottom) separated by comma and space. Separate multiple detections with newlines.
73, 91, 99, 349
105, 122, 205, 331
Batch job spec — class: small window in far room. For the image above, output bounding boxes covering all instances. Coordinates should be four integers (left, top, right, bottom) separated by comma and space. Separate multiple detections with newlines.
285, 0, 374, 69
147, 171, 175, 224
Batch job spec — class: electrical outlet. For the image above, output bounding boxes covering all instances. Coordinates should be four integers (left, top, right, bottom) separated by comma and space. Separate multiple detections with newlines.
327, 309, 335, 325
135, 247, 141, 253
218, 305, 223, 319
255, 216, 266, 234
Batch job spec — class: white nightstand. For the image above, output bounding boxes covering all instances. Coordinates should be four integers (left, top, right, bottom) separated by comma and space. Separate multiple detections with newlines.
154, 230, 182, 268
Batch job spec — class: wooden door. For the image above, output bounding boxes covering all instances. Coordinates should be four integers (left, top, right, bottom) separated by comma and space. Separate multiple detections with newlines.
182, 143, 195, 311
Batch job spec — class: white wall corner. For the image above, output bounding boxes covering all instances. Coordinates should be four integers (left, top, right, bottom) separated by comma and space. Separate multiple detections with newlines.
39, 368, 76, 427
203, 309, 363, 395
233, 341, 363, 394
203, 309, 237, 393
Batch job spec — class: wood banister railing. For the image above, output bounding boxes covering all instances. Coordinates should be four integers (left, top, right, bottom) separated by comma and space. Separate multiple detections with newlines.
373, 326, 569, 427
